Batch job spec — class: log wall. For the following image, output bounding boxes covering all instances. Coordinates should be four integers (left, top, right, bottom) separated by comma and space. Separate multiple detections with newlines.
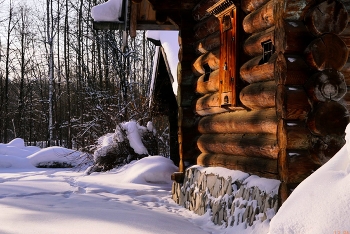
175, 0, 349, 207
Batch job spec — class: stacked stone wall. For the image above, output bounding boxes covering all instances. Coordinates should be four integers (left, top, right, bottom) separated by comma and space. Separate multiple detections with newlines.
172, 166, 279, 227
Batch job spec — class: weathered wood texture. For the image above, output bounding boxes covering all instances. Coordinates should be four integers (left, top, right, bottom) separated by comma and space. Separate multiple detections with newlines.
339, 23, 350, 47
194, 16, 220, 40
243, 27, 274, 57
195, 92, 244, 115
241, 53, 310, 85
192, 49, 220, 75
282, 0, 317, 20
277, 86, 311, 120
309, 134, 345, 164
304, 0, 348, 36
304, 33, 349, 71
195, 69, 220, 94
192, 0, 221, 21
243, 0, 274, 34
198, 108, 278, 134
305, 69, 347, 102
241, 0, 270, 14
240, 81, 276, 109
307, 101, 349, 136
197, 133, 279, 159
197, 153, 279, 179
285, 121, 312, 150
275, 20, 314, 54
274, 53, 311, 85
195, 31, 221, 54
340, 58, 350, 85
287, 150, 321, 183
240, 54, 276, 83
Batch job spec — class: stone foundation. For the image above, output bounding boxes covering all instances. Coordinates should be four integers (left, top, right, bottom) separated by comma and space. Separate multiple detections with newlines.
172, 166, 280, 227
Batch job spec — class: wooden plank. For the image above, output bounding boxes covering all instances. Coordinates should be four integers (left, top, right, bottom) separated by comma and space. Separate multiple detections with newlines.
198, 133, 279, 159
192, 0, 221, 21
93, 21, 178, 30
198, 108, 278, 134
240, 80, 276, 109
197, 153, 279, 179
284, 87, 311, 120
340, 57, 350, 85
285, 121, 312, 150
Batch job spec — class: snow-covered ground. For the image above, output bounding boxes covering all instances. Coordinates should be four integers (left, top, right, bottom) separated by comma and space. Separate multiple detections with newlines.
0, 138, 221, 234
2, 122, 350, 233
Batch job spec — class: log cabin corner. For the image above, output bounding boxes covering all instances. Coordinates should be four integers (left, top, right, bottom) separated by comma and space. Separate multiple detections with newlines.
93, 0, 350, 228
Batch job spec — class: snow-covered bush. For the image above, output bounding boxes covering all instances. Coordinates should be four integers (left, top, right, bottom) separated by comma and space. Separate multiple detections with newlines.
86, 120, 158, 174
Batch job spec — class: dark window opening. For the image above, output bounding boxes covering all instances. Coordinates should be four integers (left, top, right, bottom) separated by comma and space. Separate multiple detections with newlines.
260, 40, 274, 64
203, 63, 212, 82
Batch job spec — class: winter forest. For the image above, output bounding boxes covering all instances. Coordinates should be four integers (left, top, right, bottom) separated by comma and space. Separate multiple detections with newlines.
0, 0, 165, 153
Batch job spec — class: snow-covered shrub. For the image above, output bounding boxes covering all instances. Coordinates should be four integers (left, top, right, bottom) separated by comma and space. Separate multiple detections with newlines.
86, 120, 158, 174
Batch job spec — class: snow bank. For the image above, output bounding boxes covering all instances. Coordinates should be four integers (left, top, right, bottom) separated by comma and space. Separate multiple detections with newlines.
91, 0, 123, 22
146, 30, 179, 95
27, 146, 84, 167
118, 156, 177, 184
269, 124, 350, 233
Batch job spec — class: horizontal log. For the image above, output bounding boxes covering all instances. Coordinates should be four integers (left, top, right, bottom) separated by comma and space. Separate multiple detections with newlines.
195, 92, 245, 115
304, 33, 349, 71
243, 26, 275, 57
307, 101, 349, 136
277, 86, 311, 120
192, 0, 220, 21
285, 121, 312, 150
240, 81, 276, 109
241, 0, 270, 14
287, 150, 320, 184
340, 58, 350, 85
305, 69, 347, 102
195, 69, 220, 94
197, 133, 279, 159
192, 49, 220, 75
197, 153, 279, 179
240, 54, 276, 83
194, 15, 220, 40
304, 0, 348, 36
274, 20, 314, 54
198, 108, 278, 134
275, 52, 311, 85
243, 0, 275, 34
195, 31, 220, 54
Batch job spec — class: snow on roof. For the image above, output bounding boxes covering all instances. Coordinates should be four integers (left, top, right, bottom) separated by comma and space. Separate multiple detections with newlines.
269, 123, 350, 233
146, 30, 179, 95
91, 0, 123, 22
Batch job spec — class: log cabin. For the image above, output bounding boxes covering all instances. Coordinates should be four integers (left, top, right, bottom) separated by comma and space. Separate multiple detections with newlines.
93, 0, 350, 227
